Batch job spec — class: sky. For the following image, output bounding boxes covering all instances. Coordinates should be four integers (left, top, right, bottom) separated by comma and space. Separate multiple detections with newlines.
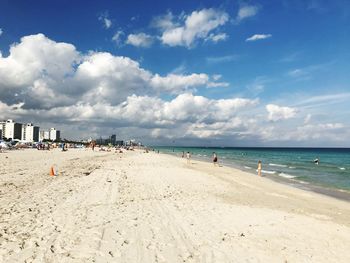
0, 0, 350, 146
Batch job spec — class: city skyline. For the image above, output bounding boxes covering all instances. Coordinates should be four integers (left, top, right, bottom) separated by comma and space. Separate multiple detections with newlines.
1, 1, 350, 146
0, 118, 61, 142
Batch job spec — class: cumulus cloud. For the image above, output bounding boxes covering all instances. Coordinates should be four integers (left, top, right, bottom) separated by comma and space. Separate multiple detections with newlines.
246, 34, 272, 42
126, 33, 154, 47
1, 33, 345, 146
74, 52, 152, 105
151, 12, 178, 31
151, 73, 208, 93
158, 8, 229, 47
2, 93, 257, 131
150, 73, 229, 93
0, 34, 79, 87
236, 5, 259, 22
0, 33, 227, 109
0, 28, 3, 36
266, 104, 298, 121
0, 34, 79, 108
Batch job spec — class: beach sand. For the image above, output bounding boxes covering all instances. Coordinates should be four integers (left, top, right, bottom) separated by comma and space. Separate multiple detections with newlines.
1, 149, 350, 262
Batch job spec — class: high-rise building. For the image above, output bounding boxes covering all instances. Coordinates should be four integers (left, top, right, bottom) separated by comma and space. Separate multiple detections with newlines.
2, 119, 22, 140
21, 123, 40, 142
50, 128, 61, 141
0, 121, 4, 139
39, 130, 50, 141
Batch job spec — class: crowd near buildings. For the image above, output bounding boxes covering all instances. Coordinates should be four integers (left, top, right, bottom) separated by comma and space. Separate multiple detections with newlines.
0, 119, 61, 142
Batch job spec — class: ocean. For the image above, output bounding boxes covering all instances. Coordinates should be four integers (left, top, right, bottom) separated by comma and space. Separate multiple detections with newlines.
152, 147, 350, 194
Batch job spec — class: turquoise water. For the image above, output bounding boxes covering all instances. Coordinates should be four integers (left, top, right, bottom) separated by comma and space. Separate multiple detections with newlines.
153, 147, 350, 192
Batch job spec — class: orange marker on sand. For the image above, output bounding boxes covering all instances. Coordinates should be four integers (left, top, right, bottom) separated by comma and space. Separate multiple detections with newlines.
50, 166, 55, 176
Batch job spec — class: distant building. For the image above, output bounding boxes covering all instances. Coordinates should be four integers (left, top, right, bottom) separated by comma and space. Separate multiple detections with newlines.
0, 121, 5, 137
39, 130, 50, 141
0, 121, 4, 139
110, 134, 116, 145
50, 128, 60, 141
21, 123, 40, 142
2, 119, 22, 140
115, 140, 124, 146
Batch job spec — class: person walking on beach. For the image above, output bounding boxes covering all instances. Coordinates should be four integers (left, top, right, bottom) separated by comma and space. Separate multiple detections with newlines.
186, 152, 191, 164
212, 152, 218, 166
257, 160, 262, 176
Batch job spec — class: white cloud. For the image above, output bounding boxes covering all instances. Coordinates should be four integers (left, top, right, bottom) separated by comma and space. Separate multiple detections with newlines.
212, 74, 222, 81
98, 14, 112, 29
8, 93, 257, 130
151, 73, 209, 94
0, 28, 3, 36
112, 31, 124, 46
266, 104, 298, 121
0, 34, 227, 108
126, 33, 154, 47
206, 33, 228, 42
151, 12, 178, 31
246, 34, 272, 42
1, 33, 348, 146
0, 34, 79, 108
159, 8, 229, 47
74, 52, 153, 104
236, 5, 259, 22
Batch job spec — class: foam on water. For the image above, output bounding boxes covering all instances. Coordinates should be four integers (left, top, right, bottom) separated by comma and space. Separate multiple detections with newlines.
339, 167, 346, 170
261, 170, 277, 174
279, 173, 296, 179
269, 163, 288, 168
244, 166, 252, 169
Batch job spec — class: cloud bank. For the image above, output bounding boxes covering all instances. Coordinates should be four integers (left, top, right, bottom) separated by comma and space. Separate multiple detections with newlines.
0, 34, 347, 146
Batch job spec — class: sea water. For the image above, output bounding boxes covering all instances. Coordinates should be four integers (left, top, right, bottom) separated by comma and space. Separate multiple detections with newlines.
153, 147, 350, 192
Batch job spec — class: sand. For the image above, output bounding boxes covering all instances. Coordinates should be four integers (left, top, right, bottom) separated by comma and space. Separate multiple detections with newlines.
0, 148, 350, 262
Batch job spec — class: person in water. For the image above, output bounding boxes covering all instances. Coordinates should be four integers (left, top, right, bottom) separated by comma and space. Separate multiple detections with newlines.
186, 152, 191, 164
212, 152, 218, 166
314, 158, 319, 165
257, 160, 262, 176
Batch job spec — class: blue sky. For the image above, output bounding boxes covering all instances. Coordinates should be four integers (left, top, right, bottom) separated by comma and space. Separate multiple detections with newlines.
1, 0, 350, 146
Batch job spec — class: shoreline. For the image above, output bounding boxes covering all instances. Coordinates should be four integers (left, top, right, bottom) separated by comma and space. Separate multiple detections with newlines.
158, 149, 350, 202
